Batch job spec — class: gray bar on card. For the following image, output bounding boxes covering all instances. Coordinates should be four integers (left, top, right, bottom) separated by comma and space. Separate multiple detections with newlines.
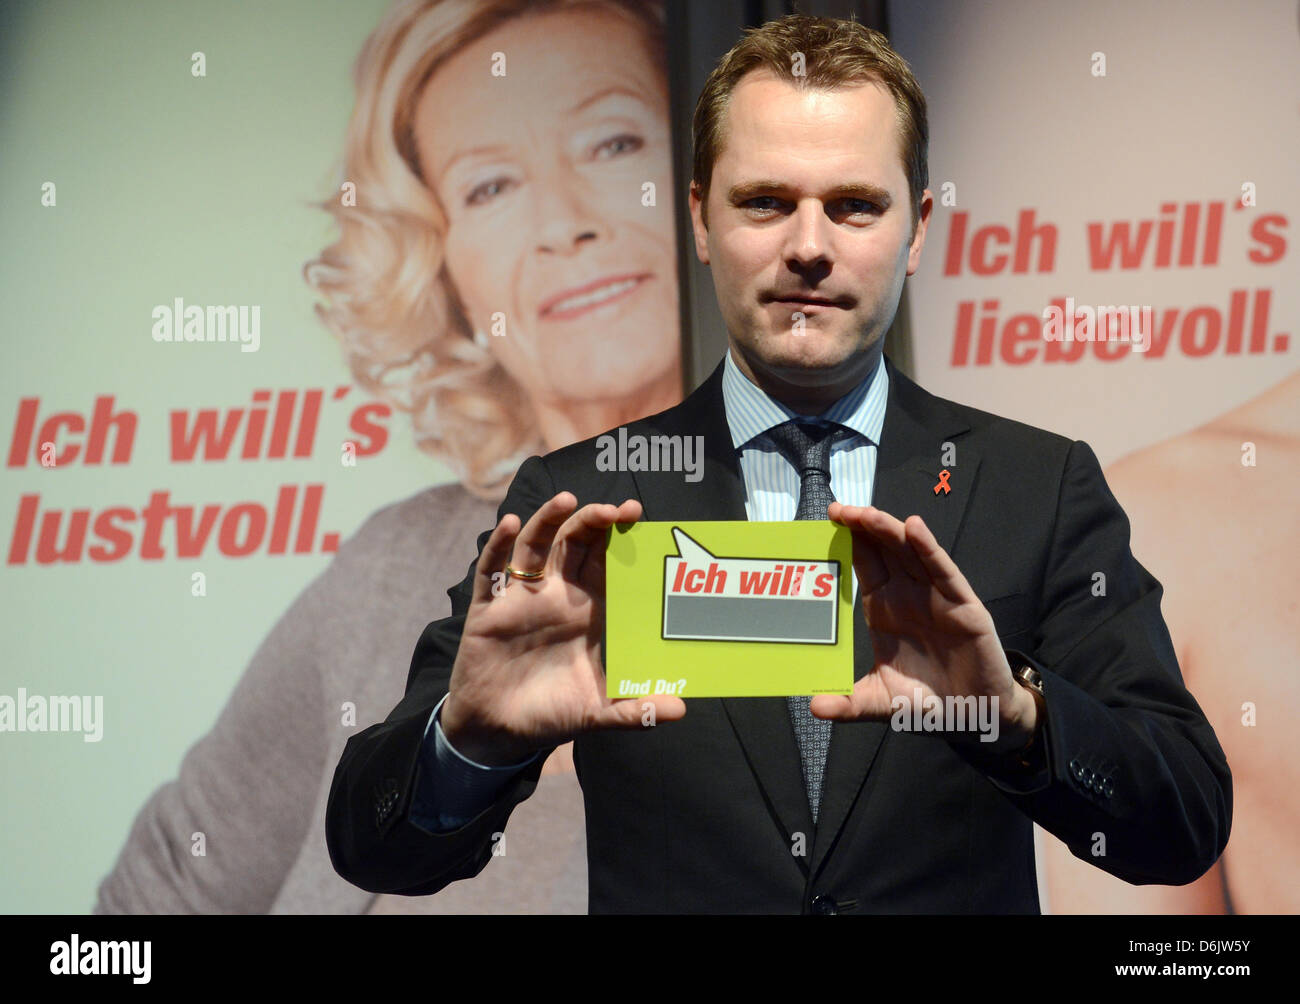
664, 595, 835, 643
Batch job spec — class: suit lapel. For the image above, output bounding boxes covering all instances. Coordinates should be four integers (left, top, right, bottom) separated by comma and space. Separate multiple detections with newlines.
631, 361, 747, 524
810, 358, 980, 876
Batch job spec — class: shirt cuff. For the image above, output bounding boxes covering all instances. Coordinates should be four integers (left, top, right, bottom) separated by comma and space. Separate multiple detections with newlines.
408, 694, 540, 834
985, 753, 1051, 795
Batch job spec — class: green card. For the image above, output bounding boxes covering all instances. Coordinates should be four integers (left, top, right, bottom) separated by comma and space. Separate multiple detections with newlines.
605, 520, 855, 698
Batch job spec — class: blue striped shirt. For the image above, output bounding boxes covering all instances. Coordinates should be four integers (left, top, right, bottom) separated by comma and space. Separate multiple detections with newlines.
722, 349, 888, 518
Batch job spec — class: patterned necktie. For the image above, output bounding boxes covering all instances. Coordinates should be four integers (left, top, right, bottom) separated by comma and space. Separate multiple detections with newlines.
765, 420, 848, 822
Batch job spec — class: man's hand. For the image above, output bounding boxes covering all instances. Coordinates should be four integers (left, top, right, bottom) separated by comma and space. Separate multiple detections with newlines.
441, 491, 686, 765
813, 502, 1038, 752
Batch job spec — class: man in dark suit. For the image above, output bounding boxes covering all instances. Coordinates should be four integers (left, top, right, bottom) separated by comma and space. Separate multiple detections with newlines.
325, 14, 1230, 913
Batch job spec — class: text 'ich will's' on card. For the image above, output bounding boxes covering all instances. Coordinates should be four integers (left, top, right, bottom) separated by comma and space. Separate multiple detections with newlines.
604, 520, 854, 699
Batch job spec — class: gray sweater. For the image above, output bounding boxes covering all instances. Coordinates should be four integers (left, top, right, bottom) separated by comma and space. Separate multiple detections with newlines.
93, 484, 588, 914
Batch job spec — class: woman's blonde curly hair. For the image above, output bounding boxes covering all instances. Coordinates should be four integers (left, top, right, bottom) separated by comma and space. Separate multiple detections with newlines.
303, 0, 666, 500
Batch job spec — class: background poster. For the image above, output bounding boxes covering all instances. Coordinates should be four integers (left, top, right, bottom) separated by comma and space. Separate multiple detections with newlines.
4, 0, 1294, 915
2, 0, 682, 913
891, 0, 1298, 911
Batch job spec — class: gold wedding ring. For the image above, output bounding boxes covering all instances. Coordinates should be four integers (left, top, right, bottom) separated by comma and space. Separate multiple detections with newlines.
505, 564, 546, 581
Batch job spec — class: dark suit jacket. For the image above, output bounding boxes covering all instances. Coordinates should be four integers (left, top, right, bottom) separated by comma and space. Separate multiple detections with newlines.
325, 356, 1231, 913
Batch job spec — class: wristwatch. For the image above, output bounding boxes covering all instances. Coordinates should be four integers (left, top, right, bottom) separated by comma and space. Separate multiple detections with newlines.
1006, 658, 1046, 771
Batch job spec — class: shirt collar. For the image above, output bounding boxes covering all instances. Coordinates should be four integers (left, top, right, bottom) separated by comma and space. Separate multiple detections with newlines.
721, 349, 889, 451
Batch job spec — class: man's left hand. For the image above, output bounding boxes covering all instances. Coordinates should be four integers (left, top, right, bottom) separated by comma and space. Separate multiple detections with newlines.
814, 502, 1039, 753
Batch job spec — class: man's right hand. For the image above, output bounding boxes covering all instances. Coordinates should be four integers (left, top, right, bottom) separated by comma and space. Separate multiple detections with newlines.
440, 491, 686, 765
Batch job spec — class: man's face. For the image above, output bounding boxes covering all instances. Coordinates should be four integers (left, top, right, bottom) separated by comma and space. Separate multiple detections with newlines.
689, 70, 931, 411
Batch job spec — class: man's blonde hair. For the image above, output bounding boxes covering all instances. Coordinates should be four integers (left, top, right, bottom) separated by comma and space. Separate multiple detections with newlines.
692, 13, 928, 230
